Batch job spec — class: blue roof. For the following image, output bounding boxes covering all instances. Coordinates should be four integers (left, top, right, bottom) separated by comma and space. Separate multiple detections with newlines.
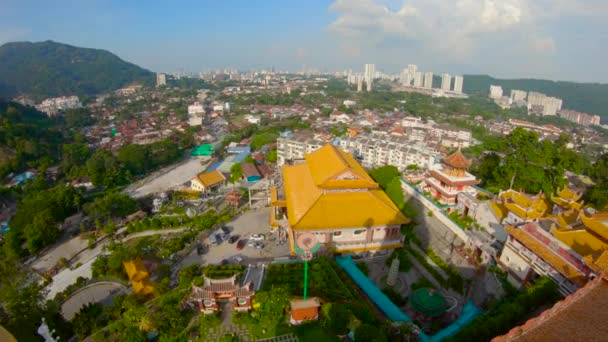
226, 146, 251, 154
280, 130, 293, 137
233, 151, 250, 163
206, 161, 223, 171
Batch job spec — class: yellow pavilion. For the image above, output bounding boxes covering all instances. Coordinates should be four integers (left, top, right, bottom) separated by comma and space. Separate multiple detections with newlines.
492, 189, 551, 225
271, 144, 409, 254
123, 258, 155, 296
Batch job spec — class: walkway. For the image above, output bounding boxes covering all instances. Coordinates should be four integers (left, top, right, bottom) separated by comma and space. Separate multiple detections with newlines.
61, 282, 128, 320
257, 334, 298, 342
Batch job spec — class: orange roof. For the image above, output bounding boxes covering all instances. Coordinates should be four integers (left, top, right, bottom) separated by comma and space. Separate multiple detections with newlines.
492, 272, 608, 342
304, 144, 377, 189
506, 226, 587, 287
442, 149, 471, 169
283, 155, 408, 230
290, 297, 320, 321
195, 170, 226, 187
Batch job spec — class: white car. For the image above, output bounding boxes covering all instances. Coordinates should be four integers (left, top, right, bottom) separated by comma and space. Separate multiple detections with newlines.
249, 233, 265, 241
231, 256, 244, 264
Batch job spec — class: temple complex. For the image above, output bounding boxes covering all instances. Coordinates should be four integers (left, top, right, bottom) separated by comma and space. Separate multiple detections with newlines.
423, 149, 478, 205
185, 275, 254, 314
492, 190, 551, 225
498, 188, 608, 295
270, 144, 409, 254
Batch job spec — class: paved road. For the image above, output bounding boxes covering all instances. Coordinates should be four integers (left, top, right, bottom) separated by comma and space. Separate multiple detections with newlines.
45, 227, 189, 300
124, 157, 210, 198
61, 282, 128, 320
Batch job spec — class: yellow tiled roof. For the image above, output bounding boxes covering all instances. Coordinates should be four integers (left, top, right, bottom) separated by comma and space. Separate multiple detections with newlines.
123, 259, 149, 282
491, 202, 508, 220
507, 226, 587, 287
196, 170, 226, 187
304, 144, 377, 189
581, 213, 608, 241
552, 227, 608, 256
583, 250, 608, 274
283, 146, 408, 230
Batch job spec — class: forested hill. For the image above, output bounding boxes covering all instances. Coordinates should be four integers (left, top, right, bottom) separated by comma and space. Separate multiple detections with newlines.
463, 74, 608, 120
0, 40, 154, 100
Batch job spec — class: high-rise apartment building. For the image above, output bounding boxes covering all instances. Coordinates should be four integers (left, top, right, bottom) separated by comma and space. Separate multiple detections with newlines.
156, 73, 167, 87
364, 64, 375, 91
423, 72, 433, 88
453, 75, 463, 93
357, 77, 363, 92
407, 64, 418, 77
510, 89, 527, 102
441, 73, 451, 91
413, 72, 423, 87
489, 85, 503, 99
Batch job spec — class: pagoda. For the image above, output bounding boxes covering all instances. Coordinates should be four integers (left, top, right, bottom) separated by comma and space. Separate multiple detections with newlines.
424, 149, 479, 204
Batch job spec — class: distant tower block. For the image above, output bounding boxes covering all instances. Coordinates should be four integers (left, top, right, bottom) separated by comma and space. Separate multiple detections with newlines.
357, 78, 363, 92
387, 258, 400, 286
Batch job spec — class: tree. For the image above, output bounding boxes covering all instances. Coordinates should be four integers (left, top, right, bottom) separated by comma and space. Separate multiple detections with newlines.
83, 192, 138, 222
64, 108, 95, 128
229, 163, 243, 183
266, 150, 278, 162
370, 165, 400, 189
321, 303, 351, 335
86, 149, 130, 186
254, 287, 290, 322
71, 303, 106, 339
117, 144, 149, 175
355, 323, 387, 342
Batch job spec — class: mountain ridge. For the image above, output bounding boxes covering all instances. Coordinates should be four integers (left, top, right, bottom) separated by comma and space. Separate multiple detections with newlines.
0, 40, 154, 100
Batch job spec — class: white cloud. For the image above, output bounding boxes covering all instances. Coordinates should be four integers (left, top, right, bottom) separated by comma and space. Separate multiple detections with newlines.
326, 0, 604, 71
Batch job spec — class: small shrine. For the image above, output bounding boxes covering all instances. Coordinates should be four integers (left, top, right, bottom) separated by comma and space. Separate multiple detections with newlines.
185, 275, 254, 314
123, 258, 155, 296
289, 297, 321, 325
423, 149, 479, 205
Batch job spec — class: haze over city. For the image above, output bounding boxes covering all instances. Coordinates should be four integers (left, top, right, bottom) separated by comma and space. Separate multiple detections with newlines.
1, 0, 608, 82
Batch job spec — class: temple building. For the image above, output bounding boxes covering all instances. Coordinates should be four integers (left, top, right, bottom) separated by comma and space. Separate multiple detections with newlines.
498, 188, 608, 295
271, 144, 409, 254
190, 169, 226, 193
423, 149, 478, 205
184, 275, 254, 314
493, 271, 608, 341
289, 297, 321, 325
492, 190, 551, 226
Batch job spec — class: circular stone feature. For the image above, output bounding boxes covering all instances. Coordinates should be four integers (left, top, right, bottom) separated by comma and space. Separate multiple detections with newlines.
410, 288, 447, 317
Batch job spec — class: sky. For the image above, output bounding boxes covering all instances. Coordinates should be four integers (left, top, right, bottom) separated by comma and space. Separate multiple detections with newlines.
1, 0, 607, 82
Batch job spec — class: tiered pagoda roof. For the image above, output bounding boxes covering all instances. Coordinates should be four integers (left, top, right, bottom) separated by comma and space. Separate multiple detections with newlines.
442, 149, 471, 169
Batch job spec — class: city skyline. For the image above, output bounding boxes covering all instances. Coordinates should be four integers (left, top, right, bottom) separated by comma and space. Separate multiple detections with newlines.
1, 0, 608, 82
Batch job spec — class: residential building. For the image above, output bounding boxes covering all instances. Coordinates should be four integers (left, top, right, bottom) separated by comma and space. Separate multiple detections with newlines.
277, 135, 325, 166
441, 73, 451, 91
423, 72, 433, 89
244, 114, 261, 124
407, 64, 418, 77
35, 96, 81, 116
558, 109, 601, 126
241, 163, 261, 182
156, 72, 167, 87
453, 75, 463, 93
422, 149, 479, 204
364, 64, 375, 91
190, 170, 226, 193
271, 144, 409, 254
413, 72, 423, 87
357, 77, 363, 92
188, 102, 205, 115
493, 271, 608, 342
510, 89, 527, 102
489, 85, 503, 99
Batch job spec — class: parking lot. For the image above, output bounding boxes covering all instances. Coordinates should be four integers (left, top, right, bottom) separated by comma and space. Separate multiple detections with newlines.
178, 207, 291, 268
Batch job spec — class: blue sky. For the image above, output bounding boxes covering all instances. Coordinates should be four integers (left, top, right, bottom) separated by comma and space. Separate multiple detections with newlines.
1, 0, 607, 82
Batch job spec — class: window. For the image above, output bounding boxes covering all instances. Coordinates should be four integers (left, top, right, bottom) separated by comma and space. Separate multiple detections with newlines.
354, 229, 365, 235
237, 298, 247, 306
333, 231, 342, 236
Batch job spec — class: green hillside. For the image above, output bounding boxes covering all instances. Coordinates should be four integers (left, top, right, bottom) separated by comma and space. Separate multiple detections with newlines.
463, 75, 608, 120
0, 40, 154, 100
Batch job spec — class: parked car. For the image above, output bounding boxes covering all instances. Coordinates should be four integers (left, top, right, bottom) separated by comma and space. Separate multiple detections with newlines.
249, 233, 265, 241
221, 225, 232, 234
236, 239, 247, 250
253, 242, 265, 249
231, 256, 244, 264
196, 243, 207, 255
219, 233, 230, 241
247, 240, 257, 248
229, 235, 241, 244
215, 234, 223, 245
221, 259, 229, 265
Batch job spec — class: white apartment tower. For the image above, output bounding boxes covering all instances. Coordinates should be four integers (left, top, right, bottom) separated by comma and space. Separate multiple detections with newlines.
413, 72, 423, 87
489, 85, 503, 99
364, 64, 375, 91
441, 73, 451, 91
357, 77, 363, 92
156, 73, 167, 87
453, 75, 463, 93
407, 64, 418, 77
423, 72, 433, 88
510, 89, 527, 102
